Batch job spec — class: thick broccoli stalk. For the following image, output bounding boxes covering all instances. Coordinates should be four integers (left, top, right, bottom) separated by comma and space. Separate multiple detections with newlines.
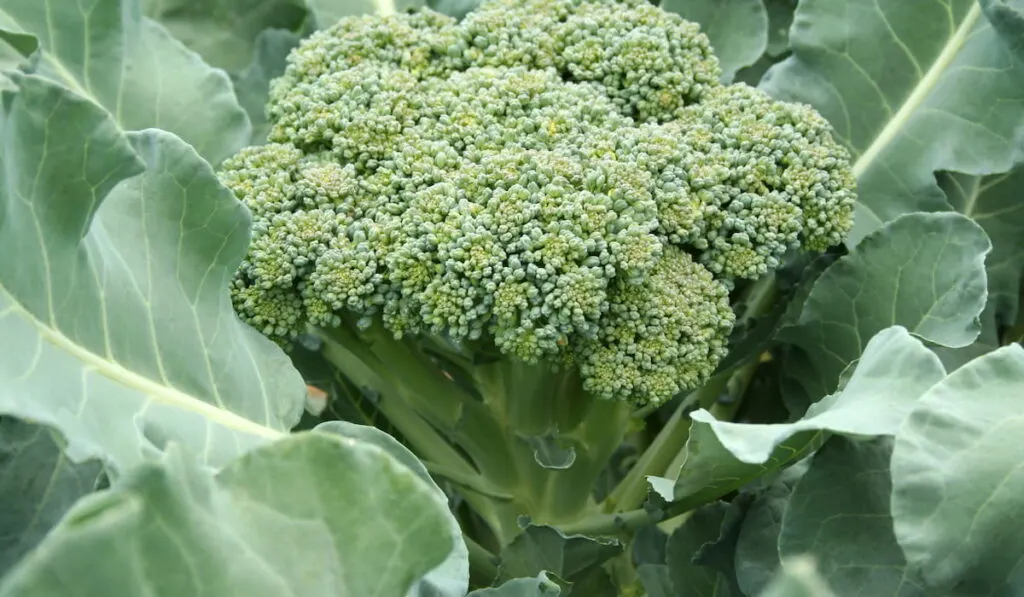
218, 0, 856, 542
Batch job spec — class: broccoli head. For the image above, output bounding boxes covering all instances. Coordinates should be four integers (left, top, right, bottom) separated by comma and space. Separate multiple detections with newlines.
219, 0, 856, 408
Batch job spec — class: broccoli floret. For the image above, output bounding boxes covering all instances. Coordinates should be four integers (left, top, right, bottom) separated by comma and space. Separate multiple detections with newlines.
219, 0, 856, 407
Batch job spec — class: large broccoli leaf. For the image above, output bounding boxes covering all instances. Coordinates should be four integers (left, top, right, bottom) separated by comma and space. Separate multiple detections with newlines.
0, 72, 470, 597
0, 419, 105, 575
760, 0, 1024, 246
660, 0, 768, 82
778, 212, 991, 401
0, 0, 250, 164
939, 169, 1024, 329
777, 438, 924, 596
141, 0, 308, 72
649, 326, 945, 509
305, 0, 426, 29
0, 434, 457, 597
891, 343, 1024, 593
0, 73, 305, 473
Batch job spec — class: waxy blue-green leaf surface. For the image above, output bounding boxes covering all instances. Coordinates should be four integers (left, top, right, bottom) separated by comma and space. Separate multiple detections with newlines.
660, 0, 768, 82
760, 0, 1024, 245
0, 0, 250, 163
141, 0, 308, 71
0, 419, 104, 574
306, 0, 426, 28
779, 438, 924, 596
779, 212, 990, 400
0, 74, 305, 473
317, 421, 469, 597
650, 326, 944, 509
892, 343, 1024, 593
940, 169, 1024, 326
230, 28, 302, 144
497, 525, 621, 596
0, 433, 456, 597
759, 557, 836, 597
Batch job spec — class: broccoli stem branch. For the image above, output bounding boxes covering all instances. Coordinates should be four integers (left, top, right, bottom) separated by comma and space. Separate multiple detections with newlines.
422, 460, 515, 500
557, 499, 695, 537
465, 534, 500, 587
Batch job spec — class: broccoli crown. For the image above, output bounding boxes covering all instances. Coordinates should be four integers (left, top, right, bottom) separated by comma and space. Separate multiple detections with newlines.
219, 0, 856, 406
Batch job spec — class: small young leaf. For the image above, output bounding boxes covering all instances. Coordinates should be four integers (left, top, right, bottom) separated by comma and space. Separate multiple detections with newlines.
734, 463, 809, 595
497, 525, 621, 596
468, 572, 563, 596
651, 326, 944, 508
665, 502, 743, 596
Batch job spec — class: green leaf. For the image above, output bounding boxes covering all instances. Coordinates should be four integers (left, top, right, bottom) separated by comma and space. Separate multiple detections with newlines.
230, 28, 302, 144
764, 0, 797, 56
931, 302, 1004, 372
0, 0, 250, 163
0, 418, 105, 574
779, 437, 925, 596
650, 326, 945, 509
891, 343, 1024, 593
305, 0, 426, 29
636, 565, 674, 597
497, 525, 622, 597
665, 502, 741, 596
759, 557, 837, 597
316, 421, 469, 597
759, 0, 1024, 245
141, 0, 308, 72
734, 463, 808, 596
428, 0, 482, 19
0, 74, 305, 473
468, 573, 563, 596
519, 430, 577, 470
714, 255, 834, 378
940, 169, 1024, 326
660, 0, 768, 82
779, 212, 991, 399
0, 30, 32, 90
0, 433, 456, 596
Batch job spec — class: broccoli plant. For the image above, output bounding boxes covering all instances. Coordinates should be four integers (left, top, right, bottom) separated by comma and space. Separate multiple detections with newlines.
217, 0, 855, 543
1, 0, 1024, 595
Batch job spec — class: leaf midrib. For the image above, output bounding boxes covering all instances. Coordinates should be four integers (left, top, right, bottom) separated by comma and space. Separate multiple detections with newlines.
852, 2, 981, 178
0, 284, 284, 441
